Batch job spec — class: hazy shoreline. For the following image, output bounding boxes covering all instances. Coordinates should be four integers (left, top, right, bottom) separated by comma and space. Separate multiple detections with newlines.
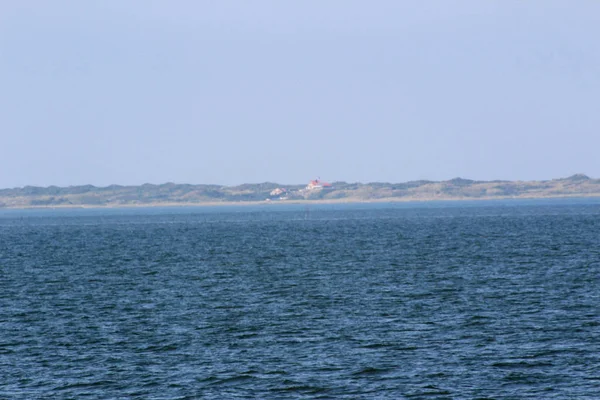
2, 175, 599, 210
3, 192, 600, 211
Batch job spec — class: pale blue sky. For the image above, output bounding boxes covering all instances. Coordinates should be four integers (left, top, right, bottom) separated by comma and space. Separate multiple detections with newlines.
1, 1, 598, 187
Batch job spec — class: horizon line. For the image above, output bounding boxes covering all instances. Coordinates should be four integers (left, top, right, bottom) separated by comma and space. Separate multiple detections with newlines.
0, 173, 593, 191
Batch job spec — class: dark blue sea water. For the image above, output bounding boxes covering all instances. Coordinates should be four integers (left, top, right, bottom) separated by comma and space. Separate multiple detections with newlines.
1, 200, 600, 399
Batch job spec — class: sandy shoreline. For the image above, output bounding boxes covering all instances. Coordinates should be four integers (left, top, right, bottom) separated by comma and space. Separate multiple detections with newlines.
2, 193, 600, 210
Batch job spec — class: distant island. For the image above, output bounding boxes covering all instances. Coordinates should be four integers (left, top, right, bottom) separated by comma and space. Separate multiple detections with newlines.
1, 174, 599, 209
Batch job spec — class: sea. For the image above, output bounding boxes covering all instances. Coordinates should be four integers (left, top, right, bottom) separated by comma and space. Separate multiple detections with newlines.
1, 199, 599, 399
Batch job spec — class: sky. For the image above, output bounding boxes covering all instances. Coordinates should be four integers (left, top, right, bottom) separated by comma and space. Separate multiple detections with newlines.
1, 1, 599, 188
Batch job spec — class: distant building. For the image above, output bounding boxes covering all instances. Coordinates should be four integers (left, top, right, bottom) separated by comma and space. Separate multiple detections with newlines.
270, 188, 287, 196
306, 179, 332, 190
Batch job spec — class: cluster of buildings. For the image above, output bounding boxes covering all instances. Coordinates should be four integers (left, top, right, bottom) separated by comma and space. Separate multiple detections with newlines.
266, 178, 333, 201
305, 179, 332, 190
268, 187, 289, 200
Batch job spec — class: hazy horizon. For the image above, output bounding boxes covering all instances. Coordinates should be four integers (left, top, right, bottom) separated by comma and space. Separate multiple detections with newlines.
0, 172, 595, 191
2, 1, 599, 188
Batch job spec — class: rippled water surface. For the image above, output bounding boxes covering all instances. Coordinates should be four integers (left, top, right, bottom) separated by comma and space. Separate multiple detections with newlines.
1, 200, 600, 399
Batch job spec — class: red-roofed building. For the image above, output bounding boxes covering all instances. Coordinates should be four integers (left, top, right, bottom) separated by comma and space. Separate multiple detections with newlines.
306, 179, 332, 190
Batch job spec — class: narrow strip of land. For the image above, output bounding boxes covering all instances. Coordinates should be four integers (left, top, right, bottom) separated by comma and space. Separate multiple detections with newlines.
1, 174, 598, 209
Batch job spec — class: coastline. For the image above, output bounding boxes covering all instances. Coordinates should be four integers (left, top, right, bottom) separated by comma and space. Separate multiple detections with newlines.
3, 192, 600, 210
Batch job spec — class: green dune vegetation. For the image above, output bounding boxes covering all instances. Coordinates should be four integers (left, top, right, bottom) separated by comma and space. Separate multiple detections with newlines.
1, 174, 599, 208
